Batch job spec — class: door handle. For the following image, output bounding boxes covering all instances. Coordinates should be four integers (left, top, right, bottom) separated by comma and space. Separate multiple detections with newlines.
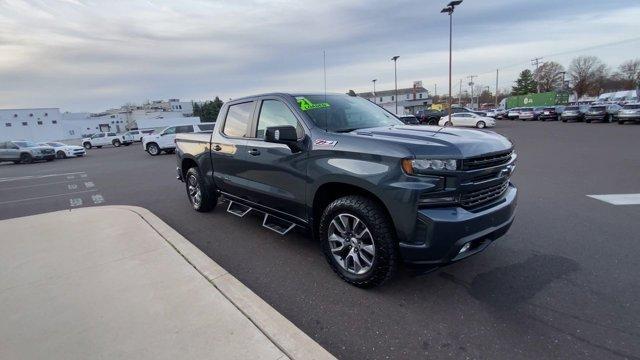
212, 144, 222, 151
248, 149, 261, 156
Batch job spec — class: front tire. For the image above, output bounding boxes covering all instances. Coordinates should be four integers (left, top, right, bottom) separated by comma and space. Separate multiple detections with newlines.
56, 151, 67, 159
83, 142, 91, 149
444, 121, 452, 127
319, 195, 397, 288
185, 167, 216, 212
147, 143, 160, 156
476, 121, 486, 129
20, 153, 33, 164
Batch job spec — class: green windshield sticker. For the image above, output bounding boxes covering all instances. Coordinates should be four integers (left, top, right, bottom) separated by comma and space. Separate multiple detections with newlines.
297, 97, 330, 111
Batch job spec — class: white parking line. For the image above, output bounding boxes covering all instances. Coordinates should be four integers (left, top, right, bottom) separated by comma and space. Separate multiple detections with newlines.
0, 189, 98, 205
0, 179, 79, 191
68, 184, 78, 190
587, 194, 640, 205
0, 172, 86, 183
84, 181, 95, 188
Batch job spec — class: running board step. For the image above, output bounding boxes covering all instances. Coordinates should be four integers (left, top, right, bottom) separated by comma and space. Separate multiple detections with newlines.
227, 201, 252, 217
262, 214, 296, 235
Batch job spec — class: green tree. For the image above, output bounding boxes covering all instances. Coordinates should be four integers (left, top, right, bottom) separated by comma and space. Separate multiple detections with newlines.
512, 69, 538, 95
193, 97, 224, 122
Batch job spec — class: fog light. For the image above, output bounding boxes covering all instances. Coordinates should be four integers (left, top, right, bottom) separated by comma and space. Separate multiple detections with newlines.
458, 242, 471, 254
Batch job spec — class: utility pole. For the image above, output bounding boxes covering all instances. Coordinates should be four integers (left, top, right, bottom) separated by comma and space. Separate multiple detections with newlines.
434, 84, 437, 97
467, 75, 476, 109
495, 69, 499, 107
531, 57, 542, 93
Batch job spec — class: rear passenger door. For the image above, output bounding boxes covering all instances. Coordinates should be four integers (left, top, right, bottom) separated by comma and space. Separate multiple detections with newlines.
237, 96, 308, 220
211, 100, 256, 196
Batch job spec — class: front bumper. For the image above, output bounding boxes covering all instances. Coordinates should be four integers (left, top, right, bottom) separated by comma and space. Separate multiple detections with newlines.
399, 185, 517, 266
585, 114, 606, 121
538, 114, 558, 120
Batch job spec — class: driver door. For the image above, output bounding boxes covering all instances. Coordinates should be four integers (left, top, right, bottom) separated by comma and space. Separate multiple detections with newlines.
158, 127, 177, 148
235, 97, 308, 220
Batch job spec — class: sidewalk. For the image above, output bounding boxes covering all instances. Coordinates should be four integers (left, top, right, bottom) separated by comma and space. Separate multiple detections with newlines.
0, 206, 334, 360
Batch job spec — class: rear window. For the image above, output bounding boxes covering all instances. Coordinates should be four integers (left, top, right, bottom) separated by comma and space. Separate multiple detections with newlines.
565, 106, 579, 110
175, 125, 194, 133
197, 123, 215, 131
521, 108, 533, 111
623, 104, 640, 109
591, 106, 606, 111
223, 102, 254, 137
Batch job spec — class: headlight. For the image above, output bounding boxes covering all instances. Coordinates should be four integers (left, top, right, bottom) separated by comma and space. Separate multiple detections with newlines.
402, 159, 457, 174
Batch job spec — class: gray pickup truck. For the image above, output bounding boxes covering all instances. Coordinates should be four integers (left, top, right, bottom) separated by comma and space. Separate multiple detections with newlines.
175, 93, 517, 287
0, 140, 56, 163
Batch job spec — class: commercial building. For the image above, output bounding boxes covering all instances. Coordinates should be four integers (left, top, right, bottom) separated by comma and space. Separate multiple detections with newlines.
0, 108, 64, 142
1, 98, 201, 142
358, 81, 432, 114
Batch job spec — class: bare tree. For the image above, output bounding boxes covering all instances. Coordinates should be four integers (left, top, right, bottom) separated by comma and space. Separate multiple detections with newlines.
534, 61, 565, 92
568, 56, 609, 98
615, 59, 640, 88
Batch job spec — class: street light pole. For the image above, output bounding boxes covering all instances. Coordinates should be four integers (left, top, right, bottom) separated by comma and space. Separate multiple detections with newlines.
391, 56, 400, 113
372, 79, 377, 102
441, 1, 462, 124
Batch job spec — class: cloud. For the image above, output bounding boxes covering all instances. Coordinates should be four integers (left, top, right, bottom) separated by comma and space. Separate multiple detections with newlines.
0, 0, 638, 111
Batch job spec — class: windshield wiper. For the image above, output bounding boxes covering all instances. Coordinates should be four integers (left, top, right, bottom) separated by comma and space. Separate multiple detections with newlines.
334, 128, 360, 133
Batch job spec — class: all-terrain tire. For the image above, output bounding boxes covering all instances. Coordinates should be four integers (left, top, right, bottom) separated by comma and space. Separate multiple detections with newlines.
319, 195, 397, 288
185, 167, 216, 212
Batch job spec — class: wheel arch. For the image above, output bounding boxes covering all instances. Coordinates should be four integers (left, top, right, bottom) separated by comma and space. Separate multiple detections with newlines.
311, 182, 396, 240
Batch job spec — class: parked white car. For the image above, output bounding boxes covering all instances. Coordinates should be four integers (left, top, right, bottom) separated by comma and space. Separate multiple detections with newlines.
82, 132, 123, 149
39, 142, 86, 158
438, 112, 496, 128
142, 123, 214, 156
121, 129, 155, 143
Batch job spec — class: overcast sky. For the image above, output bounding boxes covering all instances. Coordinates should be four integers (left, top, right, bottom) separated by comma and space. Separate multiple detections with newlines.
1, 0, 639, 112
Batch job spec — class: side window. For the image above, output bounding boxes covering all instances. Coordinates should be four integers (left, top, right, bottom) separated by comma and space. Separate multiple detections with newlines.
163, 127, 176, 135
176, 125, 194, 133
256, 100, 302, 139
223, 102, 254, 137
108, 132, 116, 136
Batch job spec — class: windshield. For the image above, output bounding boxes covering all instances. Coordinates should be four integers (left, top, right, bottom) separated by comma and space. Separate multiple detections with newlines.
297, 95, 402, 132
47, 142, 65, 147
14, 141, 39, 148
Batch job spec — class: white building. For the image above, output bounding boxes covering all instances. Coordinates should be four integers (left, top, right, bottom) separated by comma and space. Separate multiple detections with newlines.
358, 81, 431, 114
61, 112, 128, 139
0, 108, 64, 142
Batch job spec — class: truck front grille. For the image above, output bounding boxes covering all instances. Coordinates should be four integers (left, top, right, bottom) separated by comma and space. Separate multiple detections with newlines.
461, 180, 509, 208
463, 151, 512, 170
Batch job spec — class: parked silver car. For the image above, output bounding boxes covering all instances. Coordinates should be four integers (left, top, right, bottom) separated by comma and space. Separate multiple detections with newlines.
0, 140, 56, 164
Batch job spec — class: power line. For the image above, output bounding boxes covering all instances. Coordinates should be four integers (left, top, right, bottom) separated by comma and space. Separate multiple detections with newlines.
472, 36, 640, 78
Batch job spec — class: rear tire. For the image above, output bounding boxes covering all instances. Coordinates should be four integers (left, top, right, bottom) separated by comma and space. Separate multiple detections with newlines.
147, 143, 160, 156
444, 121, 452, 127
113, 139, 121, 147
185, 167, 216, 212
319, 195, 397, 288
476, 121, 486, 129
56, 151, 67, 159
83, 142, 91, 149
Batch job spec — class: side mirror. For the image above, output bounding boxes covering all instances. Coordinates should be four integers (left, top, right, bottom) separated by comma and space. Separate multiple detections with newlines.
265, 126, 301, 152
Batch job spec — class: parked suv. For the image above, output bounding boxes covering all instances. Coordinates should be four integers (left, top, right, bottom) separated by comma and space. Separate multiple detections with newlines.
617, 103, 640, 124
142, 123, 215, 156
585, 104, 621, 123
538, 107, 559, 121
175, 93, 517, 287
82, 132, 123, 149
0, 140, 55, 163
517, 107, 535, 121
560, 105, 588, 122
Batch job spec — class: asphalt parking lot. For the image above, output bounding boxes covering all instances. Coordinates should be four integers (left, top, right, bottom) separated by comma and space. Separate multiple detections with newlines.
1, 121, 639, 360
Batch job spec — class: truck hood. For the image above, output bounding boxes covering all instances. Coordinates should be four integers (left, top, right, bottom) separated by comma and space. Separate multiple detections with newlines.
352, 125, 513, 158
